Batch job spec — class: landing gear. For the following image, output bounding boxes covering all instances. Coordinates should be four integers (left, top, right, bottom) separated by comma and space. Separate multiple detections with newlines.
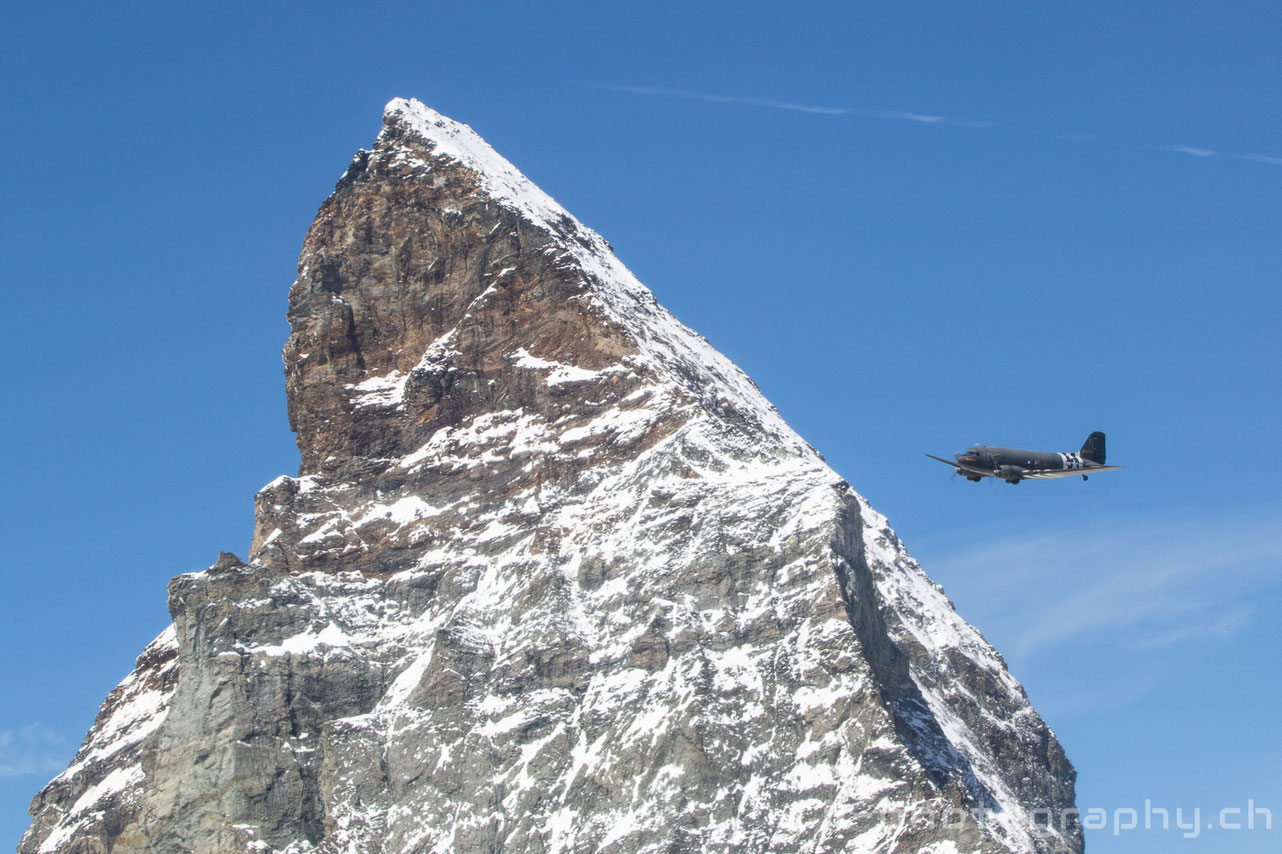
1082, 474, 1089, 481
1006, 478, 1022, 485
967, 476, 982, 482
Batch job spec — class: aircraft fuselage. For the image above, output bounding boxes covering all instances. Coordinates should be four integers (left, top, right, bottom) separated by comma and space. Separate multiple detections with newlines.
926, 432, 1123, 484
956, 446, 1088, 481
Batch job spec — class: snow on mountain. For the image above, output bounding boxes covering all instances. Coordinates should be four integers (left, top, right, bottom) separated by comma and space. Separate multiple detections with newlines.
21, 99, 1080, 854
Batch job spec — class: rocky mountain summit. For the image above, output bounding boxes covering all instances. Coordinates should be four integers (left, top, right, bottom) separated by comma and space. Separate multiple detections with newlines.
22, 99, 1081, 854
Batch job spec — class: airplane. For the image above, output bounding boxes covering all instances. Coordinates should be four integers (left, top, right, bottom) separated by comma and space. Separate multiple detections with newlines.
926, 431, 1123, 484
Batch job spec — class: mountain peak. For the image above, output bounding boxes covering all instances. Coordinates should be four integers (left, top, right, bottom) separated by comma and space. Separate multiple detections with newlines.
380, 96, 576, 235
22, 100, 1081, 854
285, 97, 797, 482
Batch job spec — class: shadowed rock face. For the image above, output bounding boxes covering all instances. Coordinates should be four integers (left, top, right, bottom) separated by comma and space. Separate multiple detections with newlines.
22, 99, 1081, 854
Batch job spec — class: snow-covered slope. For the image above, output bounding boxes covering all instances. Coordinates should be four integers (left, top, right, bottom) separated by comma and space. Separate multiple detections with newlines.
21, 99, 1079, 854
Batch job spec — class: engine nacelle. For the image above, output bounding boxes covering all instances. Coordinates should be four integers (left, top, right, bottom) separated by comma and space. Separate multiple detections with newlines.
995, 465, 1027, 480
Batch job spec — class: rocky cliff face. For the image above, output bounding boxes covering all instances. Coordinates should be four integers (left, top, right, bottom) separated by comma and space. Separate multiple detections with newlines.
21, 99, 1081, 854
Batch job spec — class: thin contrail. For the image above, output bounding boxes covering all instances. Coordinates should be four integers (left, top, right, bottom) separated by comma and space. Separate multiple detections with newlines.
1163, 147, 1282, 166
596, 84, 995, 128
1166, 144, 1217, 158
600, 83, 1282, 167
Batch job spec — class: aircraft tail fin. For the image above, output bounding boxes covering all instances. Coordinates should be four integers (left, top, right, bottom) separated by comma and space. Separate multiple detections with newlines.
1080, 431, 1106, 464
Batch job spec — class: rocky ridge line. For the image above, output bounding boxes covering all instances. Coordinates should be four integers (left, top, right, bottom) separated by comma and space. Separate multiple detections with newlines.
21, 98, 1081, 854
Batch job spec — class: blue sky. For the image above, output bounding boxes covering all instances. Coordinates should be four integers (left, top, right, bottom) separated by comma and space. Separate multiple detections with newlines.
2, 3, 1279, 850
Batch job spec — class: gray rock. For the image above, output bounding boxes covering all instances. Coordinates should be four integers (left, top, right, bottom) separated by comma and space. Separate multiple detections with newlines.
21, 98, 1081, 854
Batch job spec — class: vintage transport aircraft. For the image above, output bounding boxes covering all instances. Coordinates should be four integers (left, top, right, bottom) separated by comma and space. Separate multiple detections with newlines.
926, 431, 1124, 484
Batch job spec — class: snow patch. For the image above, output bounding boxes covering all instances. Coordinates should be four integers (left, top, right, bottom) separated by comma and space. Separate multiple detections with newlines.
510, 348, 614, 385
346, 371, 409, 409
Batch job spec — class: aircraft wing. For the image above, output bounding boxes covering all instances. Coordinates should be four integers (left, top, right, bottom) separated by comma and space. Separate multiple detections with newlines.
1021, 465, 1125, 479
924, 454, 993, 477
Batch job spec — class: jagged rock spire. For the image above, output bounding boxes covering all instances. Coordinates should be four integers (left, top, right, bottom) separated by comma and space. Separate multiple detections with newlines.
21, 99, 1080, 854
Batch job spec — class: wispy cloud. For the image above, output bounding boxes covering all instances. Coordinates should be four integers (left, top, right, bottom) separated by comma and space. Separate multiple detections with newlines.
601, 84, 1282, 169
598, 84, 850, 116
1166, 144, 1217, 157
920, 511, 1282, 665
1123, 603, 1254, 651
597, 84, 995, 128
880, 109, 944, 124
0, 724, 70, 779
1235, 153, 1282, 165
878, 110, 996, 129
